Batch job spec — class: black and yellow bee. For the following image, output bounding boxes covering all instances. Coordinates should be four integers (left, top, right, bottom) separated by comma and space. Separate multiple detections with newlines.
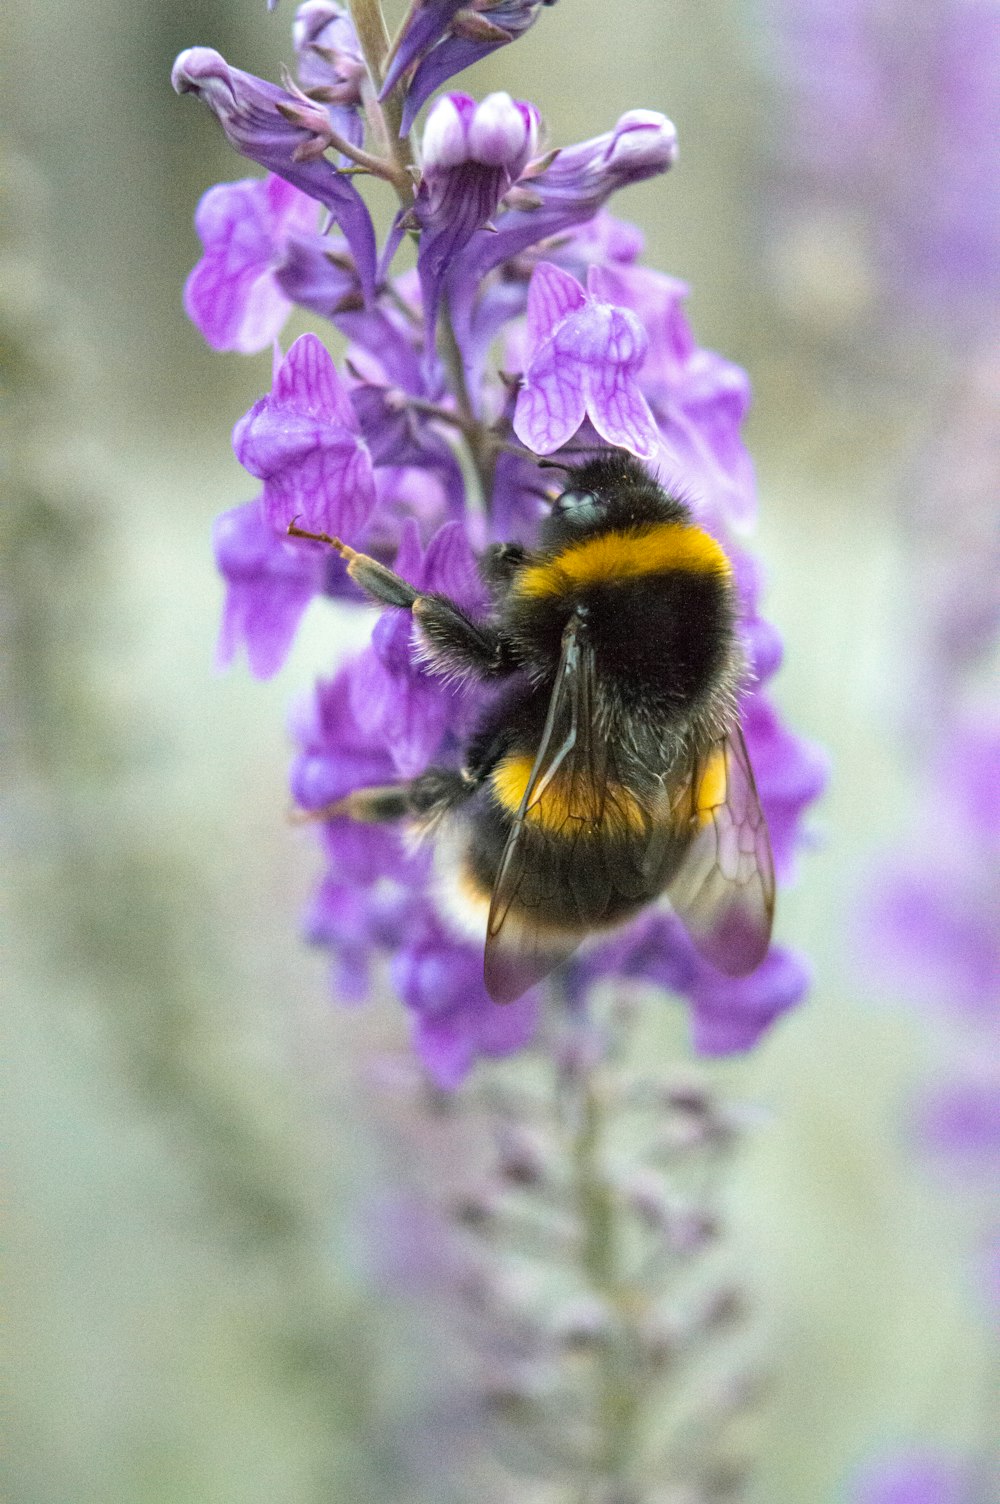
290, 451, 774, 1003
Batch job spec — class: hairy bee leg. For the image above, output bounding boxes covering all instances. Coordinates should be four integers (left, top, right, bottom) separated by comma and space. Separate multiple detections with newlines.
480, 542, 528, 594
287, 521, 516, 679
299, 768, 477, 827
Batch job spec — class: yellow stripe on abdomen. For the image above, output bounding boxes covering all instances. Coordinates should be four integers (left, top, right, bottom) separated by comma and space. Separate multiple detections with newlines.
491, 752, 647, 836
515, 522, 731, 600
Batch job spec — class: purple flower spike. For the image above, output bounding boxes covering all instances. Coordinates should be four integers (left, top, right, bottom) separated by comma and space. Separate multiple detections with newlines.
415, 91, 539, 341
233, 332, 376, 538
213, 499, 324, 677
172, 46, 376, 299
513, 261, 658, 457
383, 1, 555, 135
185, 175, 318, 353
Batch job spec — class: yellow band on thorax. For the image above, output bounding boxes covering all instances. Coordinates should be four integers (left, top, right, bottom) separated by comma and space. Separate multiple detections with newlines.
515, 522, 731, 600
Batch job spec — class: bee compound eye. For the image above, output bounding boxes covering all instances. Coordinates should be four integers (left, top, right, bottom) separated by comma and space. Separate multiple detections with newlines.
554, 489, 600, 522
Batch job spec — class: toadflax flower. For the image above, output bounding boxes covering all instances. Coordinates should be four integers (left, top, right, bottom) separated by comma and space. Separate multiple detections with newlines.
176, 3, 823, 1086
512, 260, 659, 458
233, 332, 376, 537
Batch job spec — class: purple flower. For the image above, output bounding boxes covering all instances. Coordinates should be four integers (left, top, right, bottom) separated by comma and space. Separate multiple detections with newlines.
382, 0, 556, 134
233, 332, 376, 537
213, 498, 325, 677
172, 46, 377, 299
513, 261, 658, 457
866, 722, 1000, 1022
414, 91, 539, 339
292, 1, 366, 154
185, 175, 318, 353
920, 1079, 1000, 1169
393, 912, 540, 1089
447, 109, 677, 370
852, 1450, 972, 1504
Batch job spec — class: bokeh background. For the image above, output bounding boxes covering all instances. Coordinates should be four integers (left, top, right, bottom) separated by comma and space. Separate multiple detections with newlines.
3, 2, 996, 1500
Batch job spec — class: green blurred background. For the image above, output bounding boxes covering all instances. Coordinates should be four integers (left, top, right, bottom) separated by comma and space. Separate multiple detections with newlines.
2, 2, 993, 1501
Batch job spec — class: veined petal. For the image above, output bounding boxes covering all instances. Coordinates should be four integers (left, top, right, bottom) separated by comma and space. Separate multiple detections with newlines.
512, 336, 586, 453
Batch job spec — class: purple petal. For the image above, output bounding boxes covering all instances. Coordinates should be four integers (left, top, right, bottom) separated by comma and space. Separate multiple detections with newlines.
525, 259, 587, 343
232, 333, 376, 536
185, 175, 317, 352
420, 519, 488, 609
273, 232, 363, 319
213, 499, 324, 677
583, 307, 658, 457
688, 946, 810, 1056
512, 334, 587, 453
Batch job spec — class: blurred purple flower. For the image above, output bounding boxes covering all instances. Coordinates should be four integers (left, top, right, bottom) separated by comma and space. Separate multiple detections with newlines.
185, 175, 318, 352
766, 0, 1000, 325
393, 911, 540, 1089
233, 332, 376, 537
867, 722, 1000, 1022
852, 1449, 972, 1504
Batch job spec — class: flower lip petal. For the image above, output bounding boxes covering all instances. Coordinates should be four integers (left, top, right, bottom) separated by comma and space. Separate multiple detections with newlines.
467, 92, 538, 168
421, 92, 475, 169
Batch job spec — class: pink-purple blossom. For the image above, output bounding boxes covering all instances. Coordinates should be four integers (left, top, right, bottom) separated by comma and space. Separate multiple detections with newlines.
413, 91, 540, 341
513, 261, 659, 458
233, 332, 376, 538
382, 0, 557, 134
172, 45, 377, 299
185, 175, 318, 353
213, 497, 325, 678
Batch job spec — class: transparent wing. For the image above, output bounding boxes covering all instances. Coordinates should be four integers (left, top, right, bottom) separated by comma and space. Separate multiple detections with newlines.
484, 613, 686, 1004
666, 723, 775, 976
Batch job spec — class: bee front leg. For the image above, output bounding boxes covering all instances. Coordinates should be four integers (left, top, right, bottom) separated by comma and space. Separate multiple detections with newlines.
287, 521, 517, 681
287, 522, 419, 608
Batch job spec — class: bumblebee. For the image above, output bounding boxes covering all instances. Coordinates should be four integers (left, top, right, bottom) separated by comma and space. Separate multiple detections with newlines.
290, 452, 774, 1003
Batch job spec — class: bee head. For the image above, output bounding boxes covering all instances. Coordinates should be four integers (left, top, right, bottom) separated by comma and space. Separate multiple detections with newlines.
539, 452, 689, 548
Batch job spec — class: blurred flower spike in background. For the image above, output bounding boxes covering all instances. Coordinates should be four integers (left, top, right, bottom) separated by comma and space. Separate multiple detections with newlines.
174, 0, 825, 1085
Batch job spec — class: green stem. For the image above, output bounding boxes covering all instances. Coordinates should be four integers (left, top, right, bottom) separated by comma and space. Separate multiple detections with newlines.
563, 1034, 646, 1495
347, 0, 417, 209
437, 293, 499, 509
